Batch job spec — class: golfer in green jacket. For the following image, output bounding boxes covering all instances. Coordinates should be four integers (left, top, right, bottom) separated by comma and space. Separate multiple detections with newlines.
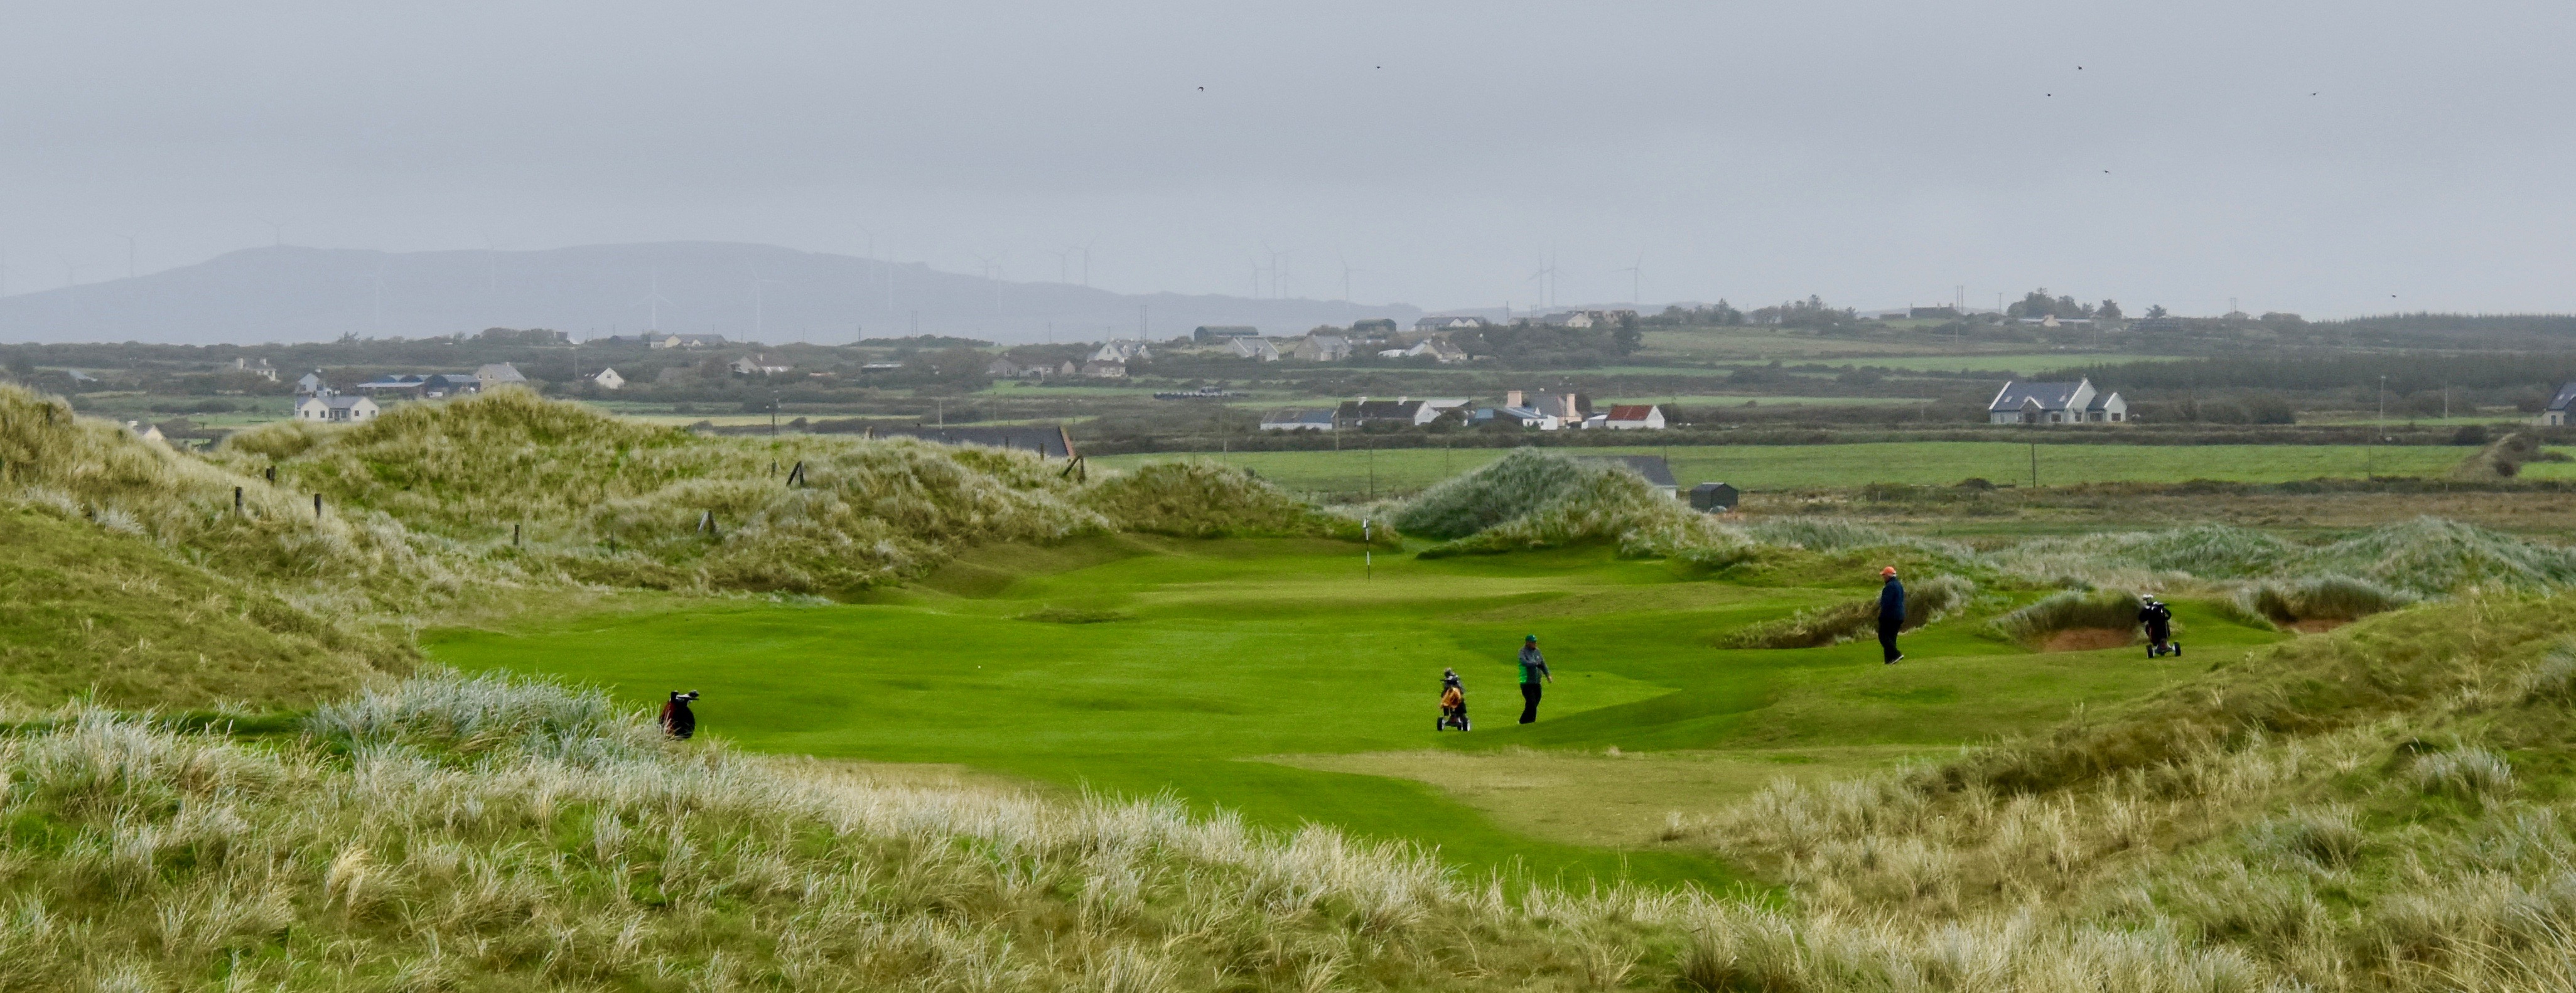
1517, 635, 1553, 723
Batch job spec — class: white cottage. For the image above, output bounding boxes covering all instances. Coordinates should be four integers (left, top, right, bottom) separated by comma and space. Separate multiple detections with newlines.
296, 395, 380, 423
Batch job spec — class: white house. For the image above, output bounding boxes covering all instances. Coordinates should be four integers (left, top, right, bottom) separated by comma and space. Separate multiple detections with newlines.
295, 395, 380, 423
591, 367, 625, 390
647, 333, 728, 350
1259, 409, 1336, 431
1290, 335, 1352, 362
1405, 338, 1469, 363
1089, 341, 1153, 363
1081, 360, 1128, 378
2541, 383, 2576, 426
1988, 378, 2126, 424
1599, 404, 1666, 429
1229, 338, 1281, 362
1414, 314, 1487, 332
233, 358, 279, 382
730, 353, 793, 376
295, 371, 329, 396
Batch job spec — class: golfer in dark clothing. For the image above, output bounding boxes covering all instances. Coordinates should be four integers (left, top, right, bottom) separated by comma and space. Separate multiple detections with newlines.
1517, 635, 1553, 723
1878, 567, 1906, 665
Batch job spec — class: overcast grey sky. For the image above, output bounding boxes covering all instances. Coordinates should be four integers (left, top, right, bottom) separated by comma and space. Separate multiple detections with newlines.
3, 1, 2570, 318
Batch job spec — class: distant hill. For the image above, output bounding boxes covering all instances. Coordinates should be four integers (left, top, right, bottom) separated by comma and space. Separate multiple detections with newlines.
0, 242, 1420, 346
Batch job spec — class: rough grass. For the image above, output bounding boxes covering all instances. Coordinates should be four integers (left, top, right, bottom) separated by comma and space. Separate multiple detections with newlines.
1985, 588, 2147, 644
215, 389, 1357, 596
1670, 592, 2576, 991
0, 670, 1722, 992
0, 385, 1362, 709
2236, 574, 2419, 624
0, 502, 394, 708
1718, 575, 1978, 648
1389, 448, 1605, 540
1074, 460, 1365, 540
1990, 517, 2576, 596
1409, 452, 1752, 561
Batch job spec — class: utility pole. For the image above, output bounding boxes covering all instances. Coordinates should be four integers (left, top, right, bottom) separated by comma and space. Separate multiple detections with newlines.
2029, 443, 2038, 488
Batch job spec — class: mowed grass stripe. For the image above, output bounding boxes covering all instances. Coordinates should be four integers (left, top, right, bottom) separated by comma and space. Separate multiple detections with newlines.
1094, 442, 2467, 496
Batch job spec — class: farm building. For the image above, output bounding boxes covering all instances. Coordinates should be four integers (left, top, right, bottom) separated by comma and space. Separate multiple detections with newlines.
1229, 338, 1281, 362
1415, 314, 1488, 332
1988, 378, 2126, 424
1193, 326, 1263, 342
474, 363, 527, 389
1599, 404, 1666, 429
1259, 410, 1335, 432
590, 367, 625, 390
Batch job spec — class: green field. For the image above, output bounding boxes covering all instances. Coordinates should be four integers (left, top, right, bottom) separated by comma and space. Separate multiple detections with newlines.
1096, 442, 2470, 497
429, 536, 2284, 888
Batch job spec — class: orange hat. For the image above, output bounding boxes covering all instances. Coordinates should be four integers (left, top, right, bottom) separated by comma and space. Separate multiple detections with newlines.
1881, 566, 1899, 577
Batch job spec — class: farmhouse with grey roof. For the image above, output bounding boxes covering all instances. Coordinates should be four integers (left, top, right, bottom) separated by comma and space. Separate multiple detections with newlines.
1988, 377, 2126, 424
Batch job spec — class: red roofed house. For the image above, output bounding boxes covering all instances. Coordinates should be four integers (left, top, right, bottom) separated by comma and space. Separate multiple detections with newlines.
1598, 404, 1666, 430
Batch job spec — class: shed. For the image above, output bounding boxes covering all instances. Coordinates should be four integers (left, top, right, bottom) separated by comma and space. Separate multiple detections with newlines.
1689, 482, 1740, 513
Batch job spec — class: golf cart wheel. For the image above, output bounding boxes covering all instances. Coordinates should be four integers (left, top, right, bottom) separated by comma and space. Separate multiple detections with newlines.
2174, 643, 2183, 657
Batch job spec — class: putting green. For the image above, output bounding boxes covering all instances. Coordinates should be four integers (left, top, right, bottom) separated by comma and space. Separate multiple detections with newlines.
426, 536, 2284, 889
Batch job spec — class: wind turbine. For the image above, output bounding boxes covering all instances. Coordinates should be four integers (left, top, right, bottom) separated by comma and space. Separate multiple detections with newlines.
1263, 245, 1291, 299
1335, 251, 1370, 303
635, 270, 678, 331
1615, 252, 1643, 307
1525, 257, 1562, 311
116, 233, 139, 279
744, 259, 786, 342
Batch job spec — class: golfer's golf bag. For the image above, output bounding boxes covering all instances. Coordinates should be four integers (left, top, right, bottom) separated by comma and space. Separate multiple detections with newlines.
2139, 599, 2180, 658
661, 690, 700, 739
1436, 682, 1471, 732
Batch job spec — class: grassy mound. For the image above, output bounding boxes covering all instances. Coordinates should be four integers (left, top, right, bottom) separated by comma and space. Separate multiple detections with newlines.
1391, 448, 1605, 540
1990, 517, 2576, 597
5, 671, 1703, 991
1403, 451, 1750, 561
1673, 593, 2576, 991
1985, 588, 2144, 645
220, 391, 1373, 596
2236, 575, 2418, 625
0, 502, 396, 708
1718, 574, 1978, 648
1075, 460, 1364, 540
1421, 468, 1747, 558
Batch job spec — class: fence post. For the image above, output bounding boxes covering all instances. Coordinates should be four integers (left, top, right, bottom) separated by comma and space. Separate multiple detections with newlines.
313, 493, 323, 518
513, 522, 522, 547
234, 486, 244, 515
266, 466, 276, 484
